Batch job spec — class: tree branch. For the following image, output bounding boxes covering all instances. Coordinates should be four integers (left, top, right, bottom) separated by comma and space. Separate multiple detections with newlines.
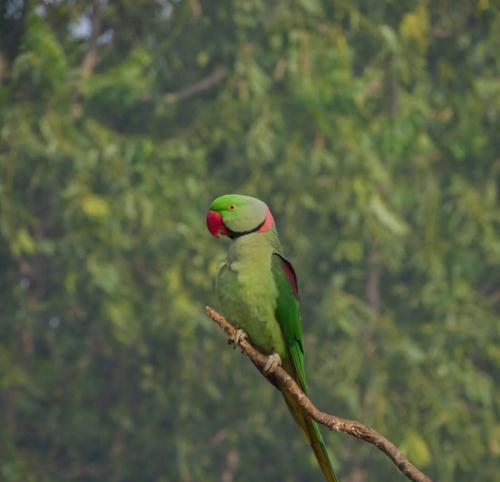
81, 0, 105, 78
162, 67, 228, 103
140, 67, 228, 104
205, 306, 434, 482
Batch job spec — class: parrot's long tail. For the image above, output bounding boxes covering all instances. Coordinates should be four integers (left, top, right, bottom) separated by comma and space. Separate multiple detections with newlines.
282, 391, 339, 482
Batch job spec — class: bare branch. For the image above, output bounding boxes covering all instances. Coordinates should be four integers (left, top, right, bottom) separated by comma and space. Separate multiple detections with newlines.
162, 67, 228, 103
81, 0, 105, 78
205, 306, 434, 482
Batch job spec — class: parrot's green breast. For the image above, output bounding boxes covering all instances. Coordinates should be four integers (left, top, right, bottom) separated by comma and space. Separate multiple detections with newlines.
216, 233, 287, 357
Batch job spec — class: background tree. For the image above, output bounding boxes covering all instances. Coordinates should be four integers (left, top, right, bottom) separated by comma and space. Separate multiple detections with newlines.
0, 1, 498, 481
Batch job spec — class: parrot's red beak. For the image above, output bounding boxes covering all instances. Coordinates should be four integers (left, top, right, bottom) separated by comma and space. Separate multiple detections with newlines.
206, 209, 230, 238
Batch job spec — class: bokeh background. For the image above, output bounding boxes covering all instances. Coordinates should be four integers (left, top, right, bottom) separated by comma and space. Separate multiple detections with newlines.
1, 1, 499, 481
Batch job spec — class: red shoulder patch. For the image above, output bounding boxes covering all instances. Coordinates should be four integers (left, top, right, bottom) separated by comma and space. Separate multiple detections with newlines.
279, 256, 299, 299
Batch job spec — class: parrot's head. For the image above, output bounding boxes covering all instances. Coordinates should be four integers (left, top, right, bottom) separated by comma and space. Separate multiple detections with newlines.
206, 194, 274, 239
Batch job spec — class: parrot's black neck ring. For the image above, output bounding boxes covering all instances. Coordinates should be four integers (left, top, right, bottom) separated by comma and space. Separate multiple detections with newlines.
227, 219, 266, 240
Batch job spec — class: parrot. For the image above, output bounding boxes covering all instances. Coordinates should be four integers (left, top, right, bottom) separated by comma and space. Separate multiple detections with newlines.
206, 193, 338, 482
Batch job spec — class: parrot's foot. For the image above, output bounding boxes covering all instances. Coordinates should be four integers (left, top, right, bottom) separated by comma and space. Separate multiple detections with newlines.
228, 329, 248, 349
263, 352, 282, 374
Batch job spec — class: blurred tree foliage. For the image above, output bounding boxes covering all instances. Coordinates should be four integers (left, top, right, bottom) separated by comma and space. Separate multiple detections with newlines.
0, 1, 499, 481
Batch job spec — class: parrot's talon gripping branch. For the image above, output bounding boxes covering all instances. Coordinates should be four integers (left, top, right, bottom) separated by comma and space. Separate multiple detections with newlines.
263, 352, 282, 373
229, 328, 248, 349
205, 305, 434, 482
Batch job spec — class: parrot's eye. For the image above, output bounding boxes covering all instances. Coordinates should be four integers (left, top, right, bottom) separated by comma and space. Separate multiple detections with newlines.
228, 204, 236, 211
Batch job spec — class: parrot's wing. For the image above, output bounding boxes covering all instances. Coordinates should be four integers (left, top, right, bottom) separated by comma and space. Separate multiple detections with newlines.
271, 253, 307, 391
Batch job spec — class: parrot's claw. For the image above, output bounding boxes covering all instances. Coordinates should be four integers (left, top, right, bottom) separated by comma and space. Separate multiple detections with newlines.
228, 329, 248, 349
263, 352, 282, 374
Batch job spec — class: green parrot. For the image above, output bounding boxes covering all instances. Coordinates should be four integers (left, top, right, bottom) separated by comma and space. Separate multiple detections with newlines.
207, 194, 338, 482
